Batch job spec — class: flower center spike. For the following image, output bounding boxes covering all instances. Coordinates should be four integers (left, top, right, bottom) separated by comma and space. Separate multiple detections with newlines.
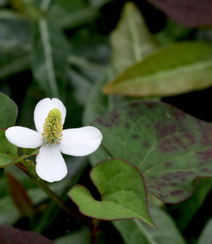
42, 108, 63, 145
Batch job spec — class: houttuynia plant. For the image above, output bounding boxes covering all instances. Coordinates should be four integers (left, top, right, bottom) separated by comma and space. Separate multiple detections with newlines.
1, 0, 212, 243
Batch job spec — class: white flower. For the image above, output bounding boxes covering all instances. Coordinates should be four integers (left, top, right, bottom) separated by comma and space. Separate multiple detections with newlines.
5, 98, 103, 183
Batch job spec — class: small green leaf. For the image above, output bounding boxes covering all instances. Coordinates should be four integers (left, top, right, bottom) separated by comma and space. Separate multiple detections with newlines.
114, 206, 186, 244
103, 42, 212, 97
68, 159, 155, 227
110, 2, 158, 74
0, 92, 18, 129
91, 100, 212, 203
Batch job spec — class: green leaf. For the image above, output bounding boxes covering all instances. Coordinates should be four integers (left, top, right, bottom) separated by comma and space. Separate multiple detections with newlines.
110, 2, 158, 74
91, 100, 212, 203
31, 17, 70, 97
103, 41, 212, 97
68, 159, 155, 227
113, 206, 186, 244
0, 18, 30, 79
198, 218, 212, 244
0, 92, 18, 129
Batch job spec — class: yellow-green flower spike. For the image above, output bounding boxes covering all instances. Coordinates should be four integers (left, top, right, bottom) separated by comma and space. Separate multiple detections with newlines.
42, 108, 63, 145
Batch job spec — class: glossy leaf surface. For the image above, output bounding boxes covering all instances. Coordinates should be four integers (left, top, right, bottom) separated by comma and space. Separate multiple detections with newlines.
103, 42, 212, 97
92, 100, 212, 203
68, 159, 155, 227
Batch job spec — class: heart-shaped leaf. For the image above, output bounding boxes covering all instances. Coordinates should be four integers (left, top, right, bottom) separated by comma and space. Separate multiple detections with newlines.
68, 159, 155, 228
92, 100, 212, 203
103, 42, 212, 97
0, 92, 18, 129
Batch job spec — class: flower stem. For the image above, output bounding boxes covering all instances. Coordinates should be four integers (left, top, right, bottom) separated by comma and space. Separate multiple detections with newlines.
16, 161, 93, 230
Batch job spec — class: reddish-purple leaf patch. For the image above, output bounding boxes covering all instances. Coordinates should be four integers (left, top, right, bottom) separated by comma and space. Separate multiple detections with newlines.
92, 100, 212, 203
0, 225, 55, 244
146, 0, 212, 27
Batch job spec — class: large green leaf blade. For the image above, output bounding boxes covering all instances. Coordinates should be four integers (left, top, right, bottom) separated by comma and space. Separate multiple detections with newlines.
31, 18, 70, 97
68, 159, 155, 227
114, 206, 186, 244
110, 1, 158, 74
92, 100, 212, 203
103, 42, 212, 97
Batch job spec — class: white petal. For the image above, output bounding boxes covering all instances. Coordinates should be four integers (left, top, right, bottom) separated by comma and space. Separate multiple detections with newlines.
36, 145, 67, 182
34, 98, 66, 133
5, 126, 43, 148
59, 126, 103, 156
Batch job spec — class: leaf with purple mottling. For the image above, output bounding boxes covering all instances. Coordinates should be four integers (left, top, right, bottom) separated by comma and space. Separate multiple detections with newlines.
92, 100, 212, 203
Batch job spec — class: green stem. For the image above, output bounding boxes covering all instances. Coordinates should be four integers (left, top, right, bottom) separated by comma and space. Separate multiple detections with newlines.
16, 161, 93, 230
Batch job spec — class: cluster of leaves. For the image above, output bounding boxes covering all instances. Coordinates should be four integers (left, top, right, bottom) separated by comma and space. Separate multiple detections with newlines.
1, 0, 212, 243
